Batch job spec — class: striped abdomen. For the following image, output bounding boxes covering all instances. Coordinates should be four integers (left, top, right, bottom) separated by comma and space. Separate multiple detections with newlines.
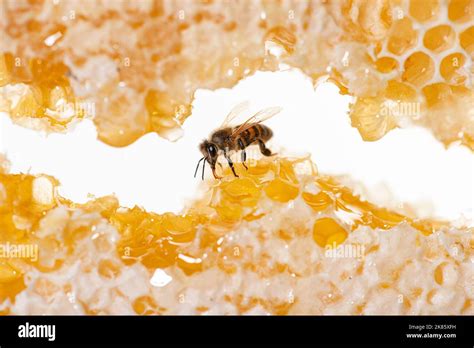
234, 124, 273, 147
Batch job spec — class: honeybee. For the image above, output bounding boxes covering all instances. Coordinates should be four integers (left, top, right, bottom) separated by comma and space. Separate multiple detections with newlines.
194, 102, 282, 180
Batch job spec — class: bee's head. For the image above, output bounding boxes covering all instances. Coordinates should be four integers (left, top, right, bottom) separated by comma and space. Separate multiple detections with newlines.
199, 140, 218, 164
195, 140, 220, 180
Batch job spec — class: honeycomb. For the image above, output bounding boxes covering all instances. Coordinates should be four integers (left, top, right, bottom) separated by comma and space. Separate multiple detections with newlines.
0, 0, 473, 315
0, 0, 472, 148
0, 156, 472, 314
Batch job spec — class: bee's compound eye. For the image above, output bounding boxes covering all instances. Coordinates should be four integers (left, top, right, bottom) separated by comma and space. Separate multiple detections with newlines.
208, 145, 217, 156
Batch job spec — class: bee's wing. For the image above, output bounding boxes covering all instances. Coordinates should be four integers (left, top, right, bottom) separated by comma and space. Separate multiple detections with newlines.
220, 101, 251, 127
231, 106, 282, 136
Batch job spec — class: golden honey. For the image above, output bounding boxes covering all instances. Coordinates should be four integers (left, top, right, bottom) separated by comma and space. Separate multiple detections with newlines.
0, 0, 472, 315
0, 0, 473, 149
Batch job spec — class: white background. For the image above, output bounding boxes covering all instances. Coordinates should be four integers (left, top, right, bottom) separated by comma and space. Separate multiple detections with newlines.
1, 69, 473, 224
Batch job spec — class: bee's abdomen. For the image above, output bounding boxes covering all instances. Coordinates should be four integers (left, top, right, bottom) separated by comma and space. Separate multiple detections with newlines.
238, 124, 273, 147
259, 124, 273, 141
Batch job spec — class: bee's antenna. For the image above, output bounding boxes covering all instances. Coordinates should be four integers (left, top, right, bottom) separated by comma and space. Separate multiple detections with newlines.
194, 157, 204, 178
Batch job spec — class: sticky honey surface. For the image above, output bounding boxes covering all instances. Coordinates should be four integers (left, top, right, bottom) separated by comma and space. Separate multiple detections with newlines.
0, 0, 473, 149
0, 157, 472, 314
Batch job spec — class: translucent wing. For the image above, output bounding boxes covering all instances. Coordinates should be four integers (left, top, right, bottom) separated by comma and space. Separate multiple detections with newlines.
220, 101, 251, 127
231, 106, 282, 136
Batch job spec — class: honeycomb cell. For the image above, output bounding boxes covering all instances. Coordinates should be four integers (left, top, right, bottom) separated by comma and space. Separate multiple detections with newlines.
98, 259, 121, 279
265, 26, 297, 54
0, 262, 20, 283
459, 26, 474, 58
133, 295, 164, 315
214, 200, 243, 222
375, 57, 399, 73
221, 177, 261, 207
387, 18, 418, 55
423, 25, 456, 53
367, 207, 406, 229
448, 0, 474, 22
0, 275, 26, 303
384, 80, 417, 101
162, 213, 197, 243
177, 254, 203, 275
326, 231, 349, 247
422, 83, 452, 107
423, 83, 472, 110
302, 191, 333, 212
409, 0, 440, 22
402, 52, 435, 87
264, 178, 299, 203
312, 217, 348, 248
440, 53, 467, 85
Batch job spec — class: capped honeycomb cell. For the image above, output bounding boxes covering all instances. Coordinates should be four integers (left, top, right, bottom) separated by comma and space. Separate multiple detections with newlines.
375, 57, 399, 73
423, 25, 456, 53
402, 52, 435, 87
409, 0, 440, 22
448, 0, 474, 22
440, 53, 467, 85
387, 18, 418, 55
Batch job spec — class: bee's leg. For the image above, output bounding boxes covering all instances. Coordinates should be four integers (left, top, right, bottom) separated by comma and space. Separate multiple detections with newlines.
237, 139, 248, 170
211, 163, 222, 180
258, 140, 272, 156
224, 154, 239, 177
